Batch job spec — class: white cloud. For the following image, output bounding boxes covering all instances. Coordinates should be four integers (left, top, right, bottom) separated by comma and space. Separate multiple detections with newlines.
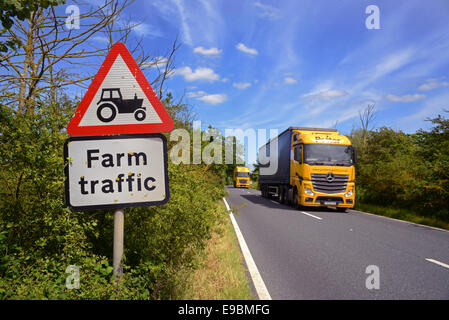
303, 89, 348, 100
284, 77, 298, 84
130, 22, 162, 38
92, 36, 109, 44
186, 90, 227, 105
143, 56, 168, 69
186, 90, 207, 98
233, 82, 252, 90
253, 2, 282, 20
175, 66, 220, 82
236, 43, 258, 55
151, 0, 225, 47
371, 48, 415, 82
386, 93, 426, 102
197, 93, 228, 105
418, 78, 449, 91
193, 46, 222, 56
172, 0, 192, 45
400, 92, 449, 132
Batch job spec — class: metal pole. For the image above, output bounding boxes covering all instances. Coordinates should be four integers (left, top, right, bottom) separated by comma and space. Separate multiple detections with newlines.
113, 208, 124, 279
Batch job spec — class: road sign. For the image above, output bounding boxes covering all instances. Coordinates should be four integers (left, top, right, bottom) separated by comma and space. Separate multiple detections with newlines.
66, 42, 174, 136
64, 134, 169, 210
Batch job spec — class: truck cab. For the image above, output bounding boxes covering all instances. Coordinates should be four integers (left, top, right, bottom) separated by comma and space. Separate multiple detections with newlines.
234, 166, 250, 188
290, 129, 356, 211
259, 127, 357, 212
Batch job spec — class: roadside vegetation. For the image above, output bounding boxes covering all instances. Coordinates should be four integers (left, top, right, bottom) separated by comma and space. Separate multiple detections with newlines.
173, 200, 254, 300
0, 1, 248, 299
350, 105, 449, 230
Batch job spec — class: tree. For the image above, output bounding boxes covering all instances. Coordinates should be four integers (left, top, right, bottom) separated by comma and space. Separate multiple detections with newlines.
0, 0, 65, 52
0, 0, 178, 113
415, 111, 449, 214
250, 162, 259, 184
358, 103, 375, 151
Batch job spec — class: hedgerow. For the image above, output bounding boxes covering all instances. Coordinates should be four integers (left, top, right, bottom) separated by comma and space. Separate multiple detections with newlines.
0, 98, 227, 299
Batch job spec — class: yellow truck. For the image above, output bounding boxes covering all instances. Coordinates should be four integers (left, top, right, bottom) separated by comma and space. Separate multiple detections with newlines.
234, 166, 251, 188
258, 127, 357, 212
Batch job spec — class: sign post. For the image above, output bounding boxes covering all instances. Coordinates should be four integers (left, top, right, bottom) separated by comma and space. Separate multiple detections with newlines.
113, 208, 124, 278
64, 42, 174, 280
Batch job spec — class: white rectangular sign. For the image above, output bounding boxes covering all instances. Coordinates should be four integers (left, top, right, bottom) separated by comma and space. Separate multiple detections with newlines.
64, 134, 169, 210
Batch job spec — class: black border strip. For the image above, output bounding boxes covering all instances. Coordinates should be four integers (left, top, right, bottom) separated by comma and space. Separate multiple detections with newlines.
64, 133, 169, 211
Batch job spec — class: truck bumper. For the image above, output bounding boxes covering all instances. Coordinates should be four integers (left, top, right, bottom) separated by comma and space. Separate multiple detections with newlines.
299, 188, 355, 208
235, 183, 250, 188
235, 179, 250, 188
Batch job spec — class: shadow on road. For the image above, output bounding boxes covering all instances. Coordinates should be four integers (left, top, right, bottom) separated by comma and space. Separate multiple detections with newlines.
239, 194, 352, 215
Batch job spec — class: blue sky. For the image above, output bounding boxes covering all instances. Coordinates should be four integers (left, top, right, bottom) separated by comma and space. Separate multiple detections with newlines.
72, 0, 449, 136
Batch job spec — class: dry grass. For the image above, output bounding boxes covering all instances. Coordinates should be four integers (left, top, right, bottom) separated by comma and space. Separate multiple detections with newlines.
174, 201, 255, 300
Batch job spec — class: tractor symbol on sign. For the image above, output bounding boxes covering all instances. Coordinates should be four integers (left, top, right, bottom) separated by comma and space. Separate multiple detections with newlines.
96, 88, 146, 122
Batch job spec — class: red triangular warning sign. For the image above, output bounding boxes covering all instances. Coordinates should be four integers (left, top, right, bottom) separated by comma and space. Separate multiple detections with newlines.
67, 42, 174, 136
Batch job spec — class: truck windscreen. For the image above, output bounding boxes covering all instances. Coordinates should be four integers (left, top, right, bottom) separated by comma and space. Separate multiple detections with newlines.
304, 144, 354, 165
236, 172, 250, 177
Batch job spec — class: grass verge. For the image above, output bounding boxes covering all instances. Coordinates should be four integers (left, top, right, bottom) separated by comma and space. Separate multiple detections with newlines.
355, 202, 449, 231
174, 200, 255, 300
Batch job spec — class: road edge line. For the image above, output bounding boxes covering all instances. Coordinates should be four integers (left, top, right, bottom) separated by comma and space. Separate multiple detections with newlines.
223, 197, 272, 300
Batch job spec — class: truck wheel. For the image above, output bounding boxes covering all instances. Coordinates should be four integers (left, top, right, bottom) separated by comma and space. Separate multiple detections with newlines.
337, 207, 347, 213
97, 103, 117, 122
279, 187, 285, 204
283, 187, 289, 204
134, 109, 146, 121
292, 188, 299, 209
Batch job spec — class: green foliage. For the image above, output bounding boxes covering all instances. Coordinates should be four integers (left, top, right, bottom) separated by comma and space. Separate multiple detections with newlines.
250, 162, 259, 185
0, 94, 227, 299
0, 0, 65, 52
0, 0, 64, 28
350, 112, 449, 222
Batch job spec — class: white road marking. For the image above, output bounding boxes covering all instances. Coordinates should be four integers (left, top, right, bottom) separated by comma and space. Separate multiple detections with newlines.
426, 258, 449, 270
301, 211, 323, 220
223, 197, 272, 300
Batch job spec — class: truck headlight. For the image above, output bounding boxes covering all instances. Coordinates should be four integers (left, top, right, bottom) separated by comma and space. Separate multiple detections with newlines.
304, 187, 315, 196
345, 189, 353, 197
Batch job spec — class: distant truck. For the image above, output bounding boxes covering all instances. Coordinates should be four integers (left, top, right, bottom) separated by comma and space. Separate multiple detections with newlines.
258, 127, 357, 212
234, 166, 250, 188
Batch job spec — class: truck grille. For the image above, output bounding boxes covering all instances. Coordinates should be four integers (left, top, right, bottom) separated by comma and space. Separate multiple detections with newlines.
238, 179, 249, 184
311, 173, 348, 194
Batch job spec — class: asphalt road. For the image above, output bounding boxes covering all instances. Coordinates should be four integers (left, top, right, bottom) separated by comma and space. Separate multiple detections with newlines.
225, 186, 449, 300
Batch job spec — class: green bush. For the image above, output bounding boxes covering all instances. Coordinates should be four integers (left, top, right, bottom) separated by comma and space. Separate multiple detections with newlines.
351, 112, 449, 222
0, 98, 227, 299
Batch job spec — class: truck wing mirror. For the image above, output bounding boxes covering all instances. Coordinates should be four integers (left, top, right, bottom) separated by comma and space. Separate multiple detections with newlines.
353, 147, 358, 164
